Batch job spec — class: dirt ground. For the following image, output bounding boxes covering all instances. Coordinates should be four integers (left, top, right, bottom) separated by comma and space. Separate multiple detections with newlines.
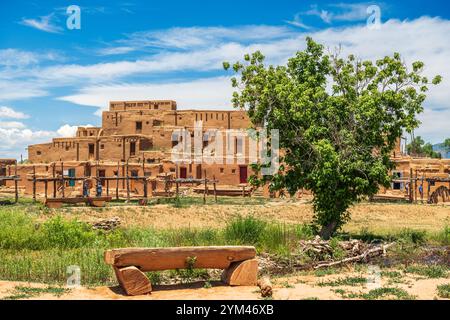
0, 269, 448, 300
56, 199, 450, 234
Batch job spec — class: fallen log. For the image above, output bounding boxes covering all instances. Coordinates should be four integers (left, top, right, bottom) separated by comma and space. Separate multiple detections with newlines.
313, 242, 396, 269
257, 277, 273, 297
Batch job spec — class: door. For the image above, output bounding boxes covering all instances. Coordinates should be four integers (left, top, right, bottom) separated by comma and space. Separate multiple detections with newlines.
88, 144, 95, 159
68, 168, 76, 187
98, 169, 106, 187
196, 165, 202, 179
180, 167, 187, 179
130, 142, 136, 156
239, 166, 248, 184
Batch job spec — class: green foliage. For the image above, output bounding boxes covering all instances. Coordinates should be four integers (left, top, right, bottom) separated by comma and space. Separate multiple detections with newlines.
406, 136, 441, 158
224, 38, 441, 238
224, 215, 267, 245
436, 283, 450, 299
405, 264, 448, 278
360, 287, 415, 300
318, 276, 367, 287
444, 138, 450, 150
398, 229, 427, 245
2, 285, 70, 300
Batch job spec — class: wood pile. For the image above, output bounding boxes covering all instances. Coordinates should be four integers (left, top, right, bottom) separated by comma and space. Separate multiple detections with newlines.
258, 236, 396, 274
298, 236, 394, 269
91, 217, 121, 231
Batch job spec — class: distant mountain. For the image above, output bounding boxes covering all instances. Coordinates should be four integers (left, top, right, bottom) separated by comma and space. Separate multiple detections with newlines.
433, 143, 450, 159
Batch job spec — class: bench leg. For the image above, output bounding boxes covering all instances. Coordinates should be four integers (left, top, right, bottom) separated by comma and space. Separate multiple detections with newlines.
90, 200, 106, 207
46, 202, 62, 209
113, 266, 152, 296
221, 258, 258, 286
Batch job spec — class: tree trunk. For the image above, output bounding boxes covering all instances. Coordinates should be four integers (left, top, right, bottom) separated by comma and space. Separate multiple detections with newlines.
319, 220, 338, 240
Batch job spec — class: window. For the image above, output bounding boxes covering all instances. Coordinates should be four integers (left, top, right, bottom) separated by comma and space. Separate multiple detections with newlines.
88, 144, 95, 158
130, 142, 136, 156
100, 144, 105, 149
36, 151, 41, 155
154, 104, 159, 110
131, 170, 138, 177
136, 121, 142, 133
220, 168, 224, 173
232, 169, 236, 174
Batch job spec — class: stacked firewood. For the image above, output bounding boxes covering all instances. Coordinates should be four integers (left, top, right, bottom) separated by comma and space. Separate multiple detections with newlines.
91, 217, 121, 231
298, 236, 394, 269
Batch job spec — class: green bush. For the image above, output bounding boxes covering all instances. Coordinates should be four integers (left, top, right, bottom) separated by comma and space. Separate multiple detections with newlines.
436, 283, 450, 299
405, 264, 448, 278
398, 229, 427, 245
224, 216, 267, 245
41, 216, 98, 249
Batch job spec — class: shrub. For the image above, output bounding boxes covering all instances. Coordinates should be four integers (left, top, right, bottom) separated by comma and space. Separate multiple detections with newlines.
224, 216, 266, 245
41, 216, 98, 249
405, 264, 448, 278
436, 283, 450, 299
398, 229, 427, 245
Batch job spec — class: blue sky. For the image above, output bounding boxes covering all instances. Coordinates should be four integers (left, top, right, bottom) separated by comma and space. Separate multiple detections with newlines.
1, 0, 450, 159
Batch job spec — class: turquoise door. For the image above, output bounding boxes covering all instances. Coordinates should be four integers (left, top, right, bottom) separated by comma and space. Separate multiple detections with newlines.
68, 168, 76, 187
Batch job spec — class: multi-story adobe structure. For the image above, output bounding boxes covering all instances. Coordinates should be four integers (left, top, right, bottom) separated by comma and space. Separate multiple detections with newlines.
1, 99, 449, 201
2, 100, 256, 198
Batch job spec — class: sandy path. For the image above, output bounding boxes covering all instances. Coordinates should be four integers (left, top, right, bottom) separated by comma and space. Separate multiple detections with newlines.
1, 271, 448, 300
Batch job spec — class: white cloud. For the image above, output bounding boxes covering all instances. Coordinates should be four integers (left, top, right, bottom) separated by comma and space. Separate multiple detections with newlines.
56, 17, 450, 142
56, 124, 94, 137
0, 106, 29, 119
0, 49, 62, 67
285, 13, 312, 29
19, 14, 63, 34
1, 17, 449, 146
303, 2, 377, 24
0, 122, 97, 159
0, 81, 48, 101
96, 46, 136, 56
116, 25, 294, 50
0, 126, 54, 159
0, 121, 26, 129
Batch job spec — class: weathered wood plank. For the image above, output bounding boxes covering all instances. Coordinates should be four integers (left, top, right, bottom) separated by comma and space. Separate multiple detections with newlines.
105, 246, 256, 271
114, 266, 152, 296
221, 258, 258, 286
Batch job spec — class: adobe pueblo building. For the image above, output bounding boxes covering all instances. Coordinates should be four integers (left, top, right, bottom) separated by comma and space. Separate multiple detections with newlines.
0, 99, 449, 204
1, 100, 257, 199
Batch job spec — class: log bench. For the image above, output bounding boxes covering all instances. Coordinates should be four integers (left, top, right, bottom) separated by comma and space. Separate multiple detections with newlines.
44, 196, 112, 208
104, 246, 258, 296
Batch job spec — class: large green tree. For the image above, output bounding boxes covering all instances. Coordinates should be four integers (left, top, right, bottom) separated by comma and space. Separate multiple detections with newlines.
224, 38, 441, 239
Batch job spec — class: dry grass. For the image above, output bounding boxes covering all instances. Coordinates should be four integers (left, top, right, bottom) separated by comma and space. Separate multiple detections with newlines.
39, 198, 449, 235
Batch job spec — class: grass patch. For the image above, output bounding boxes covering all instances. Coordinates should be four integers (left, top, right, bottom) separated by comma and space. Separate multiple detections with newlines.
0, 205, 447, 287
314, 268, 338, 277
360, 287, 415, 300
2, 285, 70, 300
405, 264, 448, 278
318, 276, 367, 287
436, 284, 450, 299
